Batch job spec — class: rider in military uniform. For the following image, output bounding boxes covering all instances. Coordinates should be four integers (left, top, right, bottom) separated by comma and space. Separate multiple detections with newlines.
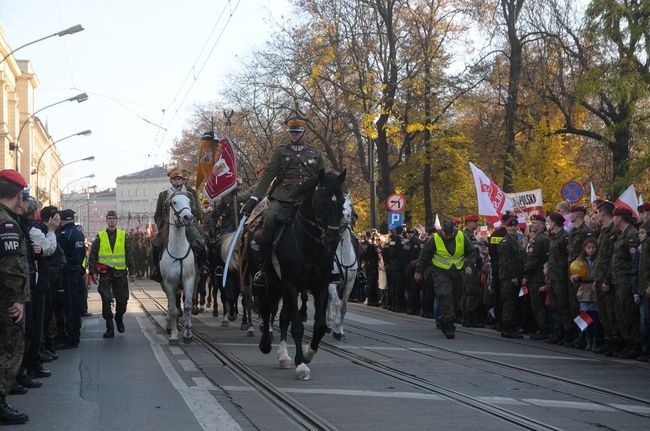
241, 118, 325, 282
150, 168, 209, 282
0, 170, 30, 425
498, 216, 525, 338
88, 210, 135, 338
414, 219, 475, 339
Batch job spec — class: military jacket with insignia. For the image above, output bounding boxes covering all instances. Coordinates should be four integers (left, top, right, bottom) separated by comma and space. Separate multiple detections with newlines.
488, 227, 507, 281
594, 221, 617, 286
463, 227, 482, 267
154, 186, 201, 231
0, 203, 28, 306
252, 141, 325, 203
524, 232, 549, 287
611, 223, 639, 288
548, 228, 569, 284
498, 232, 524, 281
567, 222, 593, 263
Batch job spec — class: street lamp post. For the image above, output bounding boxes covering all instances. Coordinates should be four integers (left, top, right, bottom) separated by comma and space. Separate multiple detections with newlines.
369, 137, 377, 229
35, 129, 92, 199
62, 174, 95, 195
48, 156, 95, 204
13, 92, 89, 170
1, 25, 84, 65
63, 184, 96, 207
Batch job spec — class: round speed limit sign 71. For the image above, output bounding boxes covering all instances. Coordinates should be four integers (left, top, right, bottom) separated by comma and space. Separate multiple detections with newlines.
386, 194, 406, 211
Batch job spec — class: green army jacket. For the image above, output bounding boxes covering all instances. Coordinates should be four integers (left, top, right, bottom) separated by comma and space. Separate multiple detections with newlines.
0, 203, 28, 306
524, 232, 549, 286
548, 228, 569, 284
594, 221, 617, 286
611, 223, 639, 289
568, 222, 594, 263
498, 232, 524, 281
252, 141, 325, 203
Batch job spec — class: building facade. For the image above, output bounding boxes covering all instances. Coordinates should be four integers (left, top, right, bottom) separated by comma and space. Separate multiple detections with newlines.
116, 166, 169, 231
61, 188, 117, 240
1, 28, 64, 204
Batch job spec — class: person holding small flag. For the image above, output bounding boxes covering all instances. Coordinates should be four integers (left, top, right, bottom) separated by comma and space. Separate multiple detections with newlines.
570, 237, 601, 351
497, 216, 525, 338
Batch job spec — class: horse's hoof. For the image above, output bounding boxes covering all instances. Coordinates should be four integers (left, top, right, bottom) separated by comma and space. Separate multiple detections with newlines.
183, 336, 193, 344
212, 309, 218, 318
166, 328, 172, 335
199, 307, 205, 313
302, 344, 316, 364
325, 327, 332, 334
259, 334, 273, 354
191, 307, 199, 316
206, 301, 212, 308
240, 322, 248, 330
299, 310, 308, 323
278, 355, 293, 369
247, 328, 255, 337
228, 313, 237, 322
333, 332, 343, 341
221, 320, 230, 328
295, 363, 311, 381
169, 339, 179, 345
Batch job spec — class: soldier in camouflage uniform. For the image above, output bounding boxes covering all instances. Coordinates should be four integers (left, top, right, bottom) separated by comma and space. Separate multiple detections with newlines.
241, 118, 325, 282
498, 216, 525, 338
547, 212, 571, 345
0, 170, 30, 425
522, 213, 550, 340
611, 207, 641, 359
462, 215, 483, 327
592, 200, 620, 354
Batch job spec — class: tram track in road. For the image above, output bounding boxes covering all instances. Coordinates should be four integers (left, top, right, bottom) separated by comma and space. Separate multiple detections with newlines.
131, 285, 337, 431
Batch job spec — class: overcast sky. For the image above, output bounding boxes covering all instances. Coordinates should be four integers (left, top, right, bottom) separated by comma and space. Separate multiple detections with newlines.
1, 0, 290, 192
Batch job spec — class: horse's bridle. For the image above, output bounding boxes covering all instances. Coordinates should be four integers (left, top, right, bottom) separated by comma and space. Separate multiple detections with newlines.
295, 184, 342, 249
168, 191, 192, 228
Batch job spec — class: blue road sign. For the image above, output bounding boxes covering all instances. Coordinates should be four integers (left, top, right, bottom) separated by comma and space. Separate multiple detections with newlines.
561, 181, 584, 203
388, 211, 403, 229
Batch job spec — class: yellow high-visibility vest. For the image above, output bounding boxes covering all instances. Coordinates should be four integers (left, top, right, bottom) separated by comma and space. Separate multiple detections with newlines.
432, 231, 465, 270
98, 229, 126, 270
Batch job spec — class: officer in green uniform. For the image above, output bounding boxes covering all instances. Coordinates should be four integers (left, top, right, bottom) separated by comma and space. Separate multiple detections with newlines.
592, 200, 620, 354
462, 215, 483, 327
414, 219, 475, 339
498, 216, 525, 338
522, 213, 550, 340
567, 205, 593, 346
88, 210, 135, 338
241, 118, 325, 281
547, 212, 571, 344
150, 168, 209, 282
611, 207, 641, 359
0, 169, 30, 425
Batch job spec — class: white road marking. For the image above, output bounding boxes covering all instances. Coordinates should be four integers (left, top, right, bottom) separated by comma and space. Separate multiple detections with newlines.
476, 397, 526, 405
135, 314, 242, 431
522, 398, 616, 412
461, 351, 598, 361
221, 386, 443, 400
169, 346, 184, 356
178, 359, 199, 372
608, 404, 650, 415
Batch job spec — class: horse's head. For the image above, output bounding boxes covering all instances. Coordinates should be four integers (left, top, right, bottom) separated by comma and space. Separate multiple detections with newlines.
341, 192, 357, 228
168, 191, 194, 227
298, 168, 346, 244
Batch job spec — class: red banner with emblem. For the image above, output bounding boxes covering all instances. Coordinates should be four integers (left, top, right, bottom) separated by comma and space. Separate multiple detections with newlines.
203, 137, 238, 202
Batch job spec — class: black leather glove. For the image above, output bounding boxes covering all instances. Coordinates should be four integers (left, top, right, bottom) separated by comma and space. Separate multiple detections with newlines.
241, 197, 258, 217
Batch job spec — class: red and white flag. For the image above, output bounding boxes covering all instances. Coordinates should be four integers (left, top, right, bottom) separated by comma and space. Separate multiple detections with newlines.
574, 311, 593, 332
204, 137, 238, 202
518, 285, 529, 297
590, 182, 597, 204
434, 214, 442, 230
469, 162, 513, 226
615, 185, 639, 217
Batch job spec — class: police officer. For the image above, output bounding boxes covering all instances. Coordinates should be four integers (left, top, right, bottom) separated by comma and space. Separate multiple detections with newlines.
593, 200, 619, 355
151, 168, 208, 282
56, 209, 86, 348
488, 213, 510, 327
361, 233, 381, 306
405, 228, 423, 315
462, 215, 483, 327
498, 216, 525, 338
611, 207, 641, 359
522, 213, 550, 340
385, 227, 407, 312
89, 210, 135, 338
547, 212, 571, 345
414, 219, 475, 339
241, 118, 325, 282
0, 169, 30, 425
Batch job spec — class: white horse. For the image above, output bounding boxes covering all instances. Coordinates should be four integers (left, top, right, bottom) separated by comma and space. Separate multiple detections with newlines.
160, 191, 197, 344
326, 192, 359, 341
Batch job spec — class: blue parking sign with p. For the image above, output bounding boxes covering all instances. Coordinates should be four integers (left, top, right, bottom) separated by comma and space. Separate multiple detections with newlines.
388, 211, 403, 229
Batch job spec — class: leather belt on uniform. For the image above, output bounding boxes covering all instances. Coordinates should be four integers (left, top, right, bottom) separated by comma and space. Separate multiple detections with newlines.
281, 177, 309, 185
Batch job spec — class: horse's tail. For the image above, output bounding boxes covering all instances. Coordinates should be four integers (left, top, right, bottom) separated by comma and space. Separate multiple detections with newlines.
219, 231, 239, 271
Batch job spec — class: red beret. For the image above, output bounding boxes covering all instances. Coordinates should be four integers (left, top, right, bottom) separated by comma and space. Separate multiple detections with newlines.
530, 213, 545, 222
549, 212, 565, 226
452, 217, 460, 225
570, 205, 587, 213
638, 203, 650, 213
0, 169, 28, 187
613, 207, 634, 218
504, 216, 518, 227
465, 214, 480, 222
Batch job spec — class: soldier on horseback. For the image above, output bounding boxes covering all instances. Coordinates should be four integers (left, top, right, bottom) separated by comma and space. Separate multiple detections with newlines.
150, 167, 210, 282
241, 118, 325, 283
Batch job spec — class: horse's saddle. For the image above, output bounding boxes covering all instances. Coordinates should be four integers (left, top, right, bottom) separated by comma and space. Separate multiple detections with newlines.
274, 203, 299, 225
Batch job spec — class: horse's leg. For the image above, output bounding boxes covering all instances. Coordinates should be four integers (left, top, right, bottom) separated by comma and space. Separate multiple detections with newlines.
277, 303, 292, 369
337, 271, 357, 340
166, 283, 179, 344
281, 284, 308, 380
191, 276, 201, 315
219, 279, 229, 327
258, 283, 273, 354
327, 282, 340, 336
304, 282, 330, 364
176, 290, 183, 319
206, 278, 213, 309
183, 266, 195, 343
227, 274, 237, 322
299, 290, 308, 322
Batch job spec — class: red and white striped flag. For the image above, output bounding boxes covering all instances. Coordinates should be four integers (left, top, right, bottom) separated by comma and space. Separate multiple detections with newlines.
469, 162, 513, 226
518, 285, 529, 297
615, 185, 639, 217
204, 137, 238, 202
574, 311, 593, 332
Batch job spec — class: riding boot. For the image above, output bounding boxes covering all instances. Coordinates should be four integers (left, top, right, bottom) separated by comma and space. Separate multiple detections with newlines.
149, 243, 162, 283
254, 240, 272, 286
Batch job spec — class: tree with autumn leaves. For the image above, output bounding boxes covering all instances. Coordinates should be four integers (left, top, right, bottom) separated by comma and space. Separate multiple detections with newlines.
169, 0, 649, 230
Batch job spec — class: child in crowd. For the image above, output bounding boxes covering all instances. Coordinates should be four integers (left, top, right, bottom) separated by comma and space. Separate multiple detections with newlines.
570, 237, 601, 351
633, 223, 650, 362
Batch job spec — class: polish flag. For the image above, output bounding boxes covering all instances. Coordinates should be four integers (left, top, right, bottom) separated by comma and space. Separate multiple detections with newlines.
434, 214, 442, 230
574, 311, 593, 332
518, 285, 529, 297
590, 182, 597, 204
640, 195, 644, 206
469, 162, 513, 226
615, 185, 639, 217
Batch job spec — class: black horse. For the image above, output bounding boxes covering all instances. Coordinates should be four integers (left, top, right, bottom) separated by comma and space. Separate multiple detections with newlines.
258, 169, 346, 380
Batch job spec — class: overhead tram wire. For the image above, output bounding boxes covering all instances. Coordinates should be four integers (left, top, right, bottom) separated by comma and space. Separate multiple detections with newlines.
147, 0, 243, 162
